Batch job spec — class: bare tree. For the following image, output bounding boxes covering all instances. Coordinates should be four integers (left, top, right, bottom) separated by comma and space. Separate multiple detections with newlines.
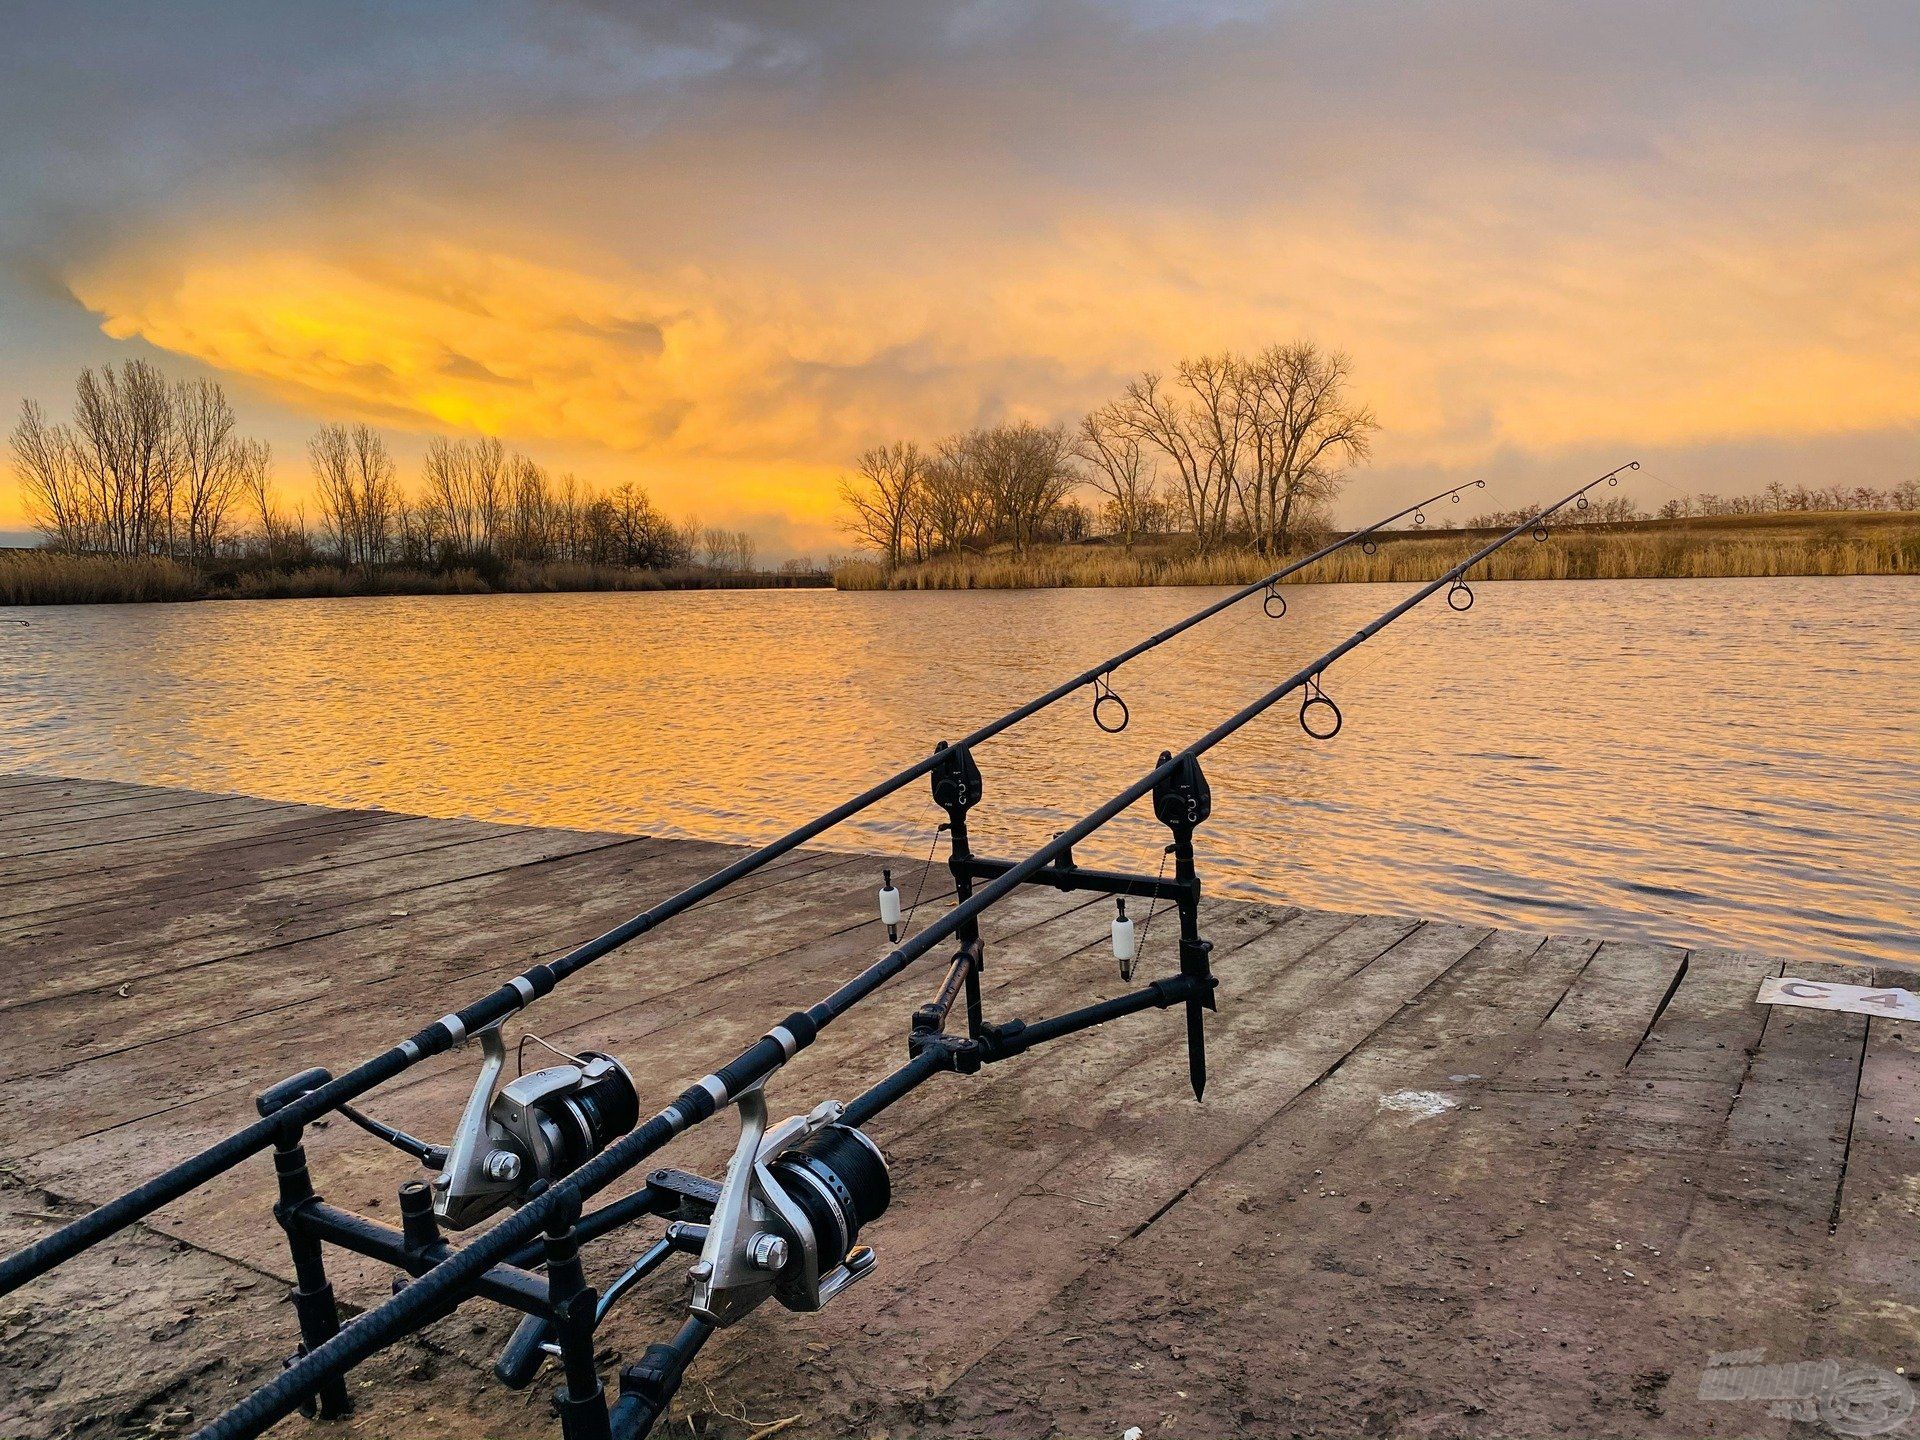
1112, 370, 1232, 551
310, 423, 398, 571
172, 377, 247, 562
1237, 343, 1377, 553
10, 400, 93, 551
838, 441, 924, 567
967, 422, 1074, 556
550, 472, 585, 562
1074, 406, 1159, 551
608, 482, 682, 567
504, 453, 556, 563
236, 439, 285, 549
917, 436, 986, 556
69, 359, 178, 556
421, 436, 507, 557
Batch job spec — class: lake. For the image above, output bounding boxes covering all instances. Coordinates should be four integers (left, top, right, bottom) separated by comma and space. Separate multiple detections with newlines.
2, 576, 1914, 968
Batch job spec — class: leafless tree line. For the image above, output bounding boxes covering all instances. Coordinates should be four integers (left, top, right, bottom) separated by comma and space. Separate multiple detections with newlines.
10, 360, 270, 563
841, 341, 1378, 566
841, 424, 1094, 567
1656, 480, 1920, 518
312, 427, 751, 574
1467, 478, 1920, 530
11, 362, 765, 576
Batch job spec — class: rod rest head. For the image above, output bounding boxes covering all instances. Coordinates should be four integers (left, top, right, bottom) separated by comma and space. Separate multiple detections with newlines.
906, 1031, 983, 1071
257, 1066, 334, 1118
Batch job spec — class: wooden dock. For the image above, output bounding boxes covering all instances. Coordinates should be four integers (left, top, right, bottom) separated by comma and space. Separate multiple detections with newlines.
1, 774, 1913, 1439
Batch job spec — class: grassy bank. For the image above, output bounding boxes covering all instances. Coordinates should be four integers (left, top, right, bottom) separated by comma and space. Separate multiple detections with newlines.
834, 510, 1920, 590
0, 553, 829, 605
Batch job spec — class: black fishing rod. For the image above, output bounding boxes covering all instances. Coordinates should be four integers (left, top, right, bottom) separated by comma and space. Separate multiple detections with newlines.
190, 462, 1634, 1440
0, 476, 1488, 1298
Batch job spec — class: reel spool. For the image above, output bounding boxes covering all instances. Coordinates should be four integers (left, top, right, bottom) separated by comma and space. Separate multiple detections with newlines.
768, 1126, 890, 1279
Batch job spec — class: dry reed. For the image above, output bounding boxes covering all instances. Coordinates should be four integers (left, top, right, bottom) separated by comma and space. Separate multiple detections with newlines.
0, 552, 204, 604
834, 514, 1920, 591
0, 553, 830, 605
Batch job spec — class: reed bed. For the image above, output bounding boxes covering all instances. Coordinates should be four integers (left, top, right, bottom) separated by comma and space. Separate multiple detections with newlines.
834, 516, 1920, 591
0, 552, 203, 604
0, 553, 830, 605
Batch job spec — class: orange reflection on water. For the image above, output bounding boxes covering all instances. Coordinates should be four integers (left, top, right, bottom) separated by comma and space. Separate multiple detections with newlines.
1, 577, 1914, 967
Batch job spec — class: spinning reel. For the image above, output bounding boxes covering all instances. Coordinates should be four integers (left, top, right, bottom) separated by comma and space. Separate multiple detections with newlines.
688, 1081, 890, 1325
434, 1023, 641, 1228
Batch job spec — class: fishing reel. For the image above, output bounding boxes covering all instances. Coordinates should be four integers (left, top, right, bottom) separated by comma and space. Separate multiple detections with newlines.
433, 1024, 640, 1228
688, 1081, 889, 1327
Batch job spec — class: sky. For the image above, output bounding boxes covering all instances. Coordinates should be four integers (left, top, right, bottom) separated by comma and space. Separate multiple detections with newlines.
2, 0, 1915, 556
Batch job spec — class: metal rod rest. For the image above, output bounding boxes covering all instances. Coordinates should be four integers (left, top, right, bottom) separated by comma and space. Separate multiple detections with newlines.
198, 467, 1631, 1440
0, 476, 1493, 1299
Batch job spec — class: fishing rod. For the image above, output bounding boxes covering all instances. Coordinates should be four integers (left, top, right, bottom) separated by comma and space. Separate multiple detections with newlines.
182, 462, 1635, 1440
0, 475, 1490, 1298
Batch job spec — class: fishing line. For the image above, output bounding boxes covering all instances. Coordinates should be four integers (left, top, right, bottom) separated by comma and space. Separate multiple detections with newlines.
1128, 844, 1176, 982
898, 823, 948, 939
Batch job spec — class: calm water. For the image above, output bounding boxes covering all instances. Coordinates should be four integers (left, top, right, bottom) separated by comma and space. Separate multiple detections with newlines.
2, 577, 1915, 968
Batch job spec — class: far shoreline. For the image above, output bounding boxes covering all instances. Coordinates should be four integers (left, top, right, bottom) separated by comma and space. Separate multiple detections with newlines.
2, 509, 1914, 605
833, 509, 1919, 592
0, 554, 830, 606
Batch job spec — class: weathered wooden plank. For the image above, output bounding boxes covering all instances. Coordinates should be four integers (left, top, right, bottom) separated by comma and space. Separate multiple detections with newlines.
743, 916, 1480, 1415
1500, 938, 1689, 1090
0, 773, 86, 795
0, 800, 362, 875
0, 821, 640, 1002
0, 795, 300, 859
0, 789, 256, 839
0, 781, 183, 820
0, 813, 507, 942
1627, 947, 1779, 1083
1826, 970, 1920, 1363
0, 837, 848, 1154
0, 810, 414, 920
0, 779, 1901, 1440
894, 929, 1602, 1440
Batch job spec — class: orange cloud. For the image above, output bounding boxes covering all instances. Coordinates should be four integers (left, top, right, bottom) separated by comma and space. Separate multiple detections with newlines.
67, 159, 1919, 508
11, 2, 1915, 546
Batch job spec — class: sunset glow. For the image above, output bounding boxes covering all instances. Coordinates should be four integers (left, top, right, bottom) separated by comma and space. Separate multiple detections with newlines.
4, 1, 1916, 553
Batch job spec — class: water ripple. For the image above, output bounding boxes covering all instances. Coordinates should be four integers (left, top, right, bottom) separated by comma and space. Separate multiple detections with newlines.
0, 575, 1914, 967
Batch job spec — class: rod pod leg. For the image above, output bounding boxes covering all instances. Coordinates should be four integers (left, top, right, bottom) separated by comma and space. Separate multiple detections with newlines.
1151, 751, 1216, 1100
932, 740, 988, 1037
546, 1194, 614, 1440
271, 1127, 353, 1420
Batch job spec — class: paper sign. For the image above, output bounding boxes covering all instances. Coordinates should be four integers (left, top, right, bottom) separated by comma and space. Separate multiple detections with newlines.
1757, 976, 1920, 1023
